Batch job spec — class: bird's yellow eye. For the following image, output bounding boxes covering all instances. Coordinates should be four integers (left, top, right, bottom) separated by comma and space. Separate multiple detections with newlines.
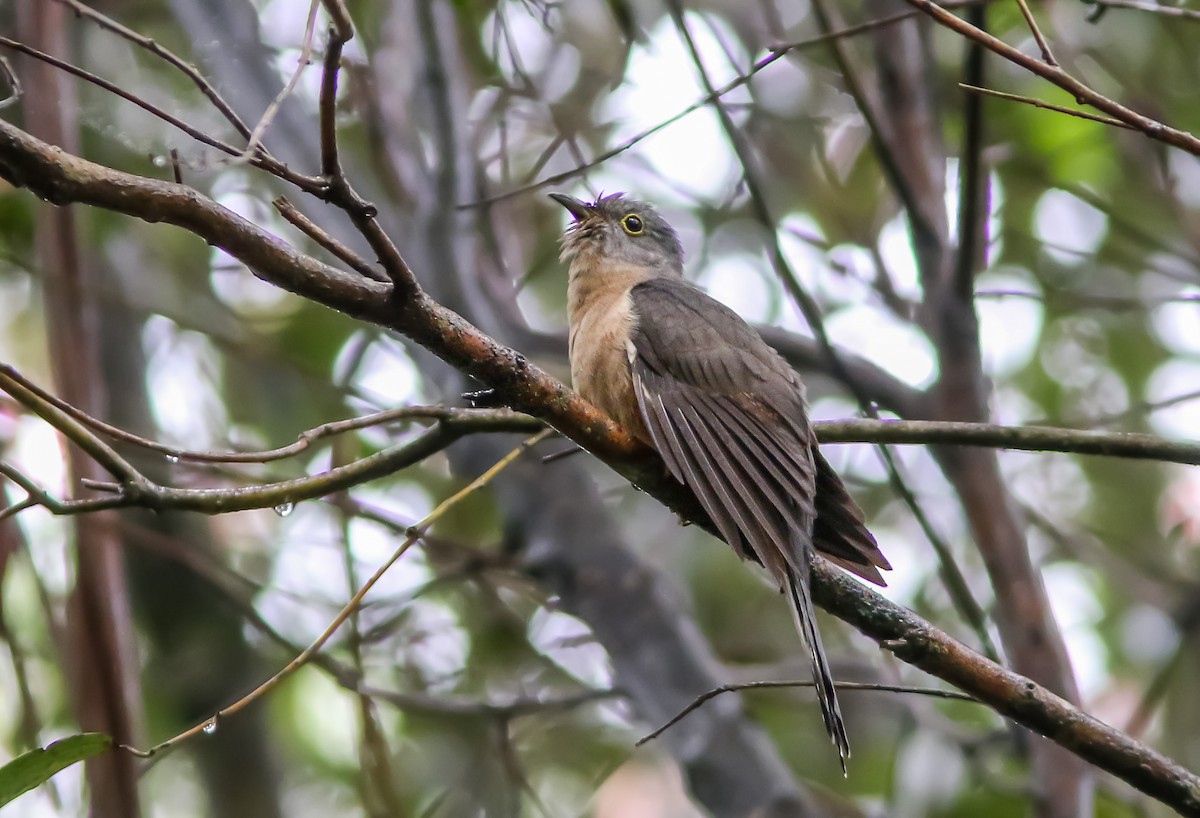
621, 214, 644, 235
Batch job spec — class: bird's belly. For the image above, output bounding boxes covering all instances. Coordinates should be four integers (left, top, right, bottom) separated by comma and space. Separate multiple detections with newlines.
569, 305, 646, 441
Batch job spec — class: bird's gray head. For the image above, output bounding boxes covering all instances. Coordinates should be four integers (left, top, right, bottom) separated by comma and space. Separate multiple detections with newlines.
550, 192, 684, 275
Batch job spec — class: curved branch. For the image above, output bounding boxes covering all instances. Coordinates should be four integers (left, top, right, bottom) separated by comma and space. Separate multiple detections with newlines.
0, 118, 638, 461
2, 426, 467, 516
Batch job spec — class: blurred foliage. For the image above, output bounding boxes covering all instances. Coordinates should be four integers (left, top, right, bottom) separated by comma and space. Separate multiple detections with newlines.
1, 0, 1200, 816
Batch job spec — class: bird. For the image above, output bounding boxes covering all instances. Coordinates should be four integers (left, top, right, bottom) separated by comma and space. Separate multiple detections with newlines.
550, 191, 891, 770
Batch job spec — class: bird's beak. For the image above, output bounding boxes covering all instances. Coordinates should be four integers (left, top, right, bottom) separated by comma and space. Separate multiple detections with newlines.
549, 193, 593, 221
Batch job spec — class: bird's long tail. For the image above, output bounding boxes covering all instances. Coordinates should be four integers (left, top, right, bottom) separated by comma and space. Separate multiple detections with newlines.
786, 561, 850, 773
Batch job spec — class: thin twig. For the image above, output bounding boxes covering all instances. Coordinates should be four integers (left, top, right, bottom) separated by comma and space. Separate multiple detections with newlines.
318, 0, 352, 179
309, 2, 417, 294
237, 0, 322, 162
0, 54, 20, 109
360, 686, 620, 718
1, 364, 533, 462
5, 425, 473, 517
1013, 0, 1058, 65
461, 3, 990, 208
0, 366, 149, 490
122, 428, 551, 760
814, 419, 1200, 465
1087, 0, 1200, 19
0, 462, 129, 516
975, 288, 1199, 308
959, 83, 1134, 129
274, 196, 390, 282
810, 0, 945, 256
50, 0, 253, 140
902, 0, 1200, 155
0, 38, 237, 159
0, 36, 321, 192
639, 679, 978, 745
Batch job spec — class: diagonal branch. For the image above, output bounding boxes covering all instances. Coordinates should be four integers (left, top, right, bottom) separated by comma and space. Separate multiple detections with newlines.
812, 562, 1199, 812
900, 0, 1200, 156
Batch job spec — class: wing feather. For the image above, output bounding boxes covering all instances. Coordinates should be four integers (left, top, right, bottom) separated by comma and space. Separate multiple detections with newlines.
675, 402, 792, 570
636, 381, 687, 482
698, 394, 815, 520
683, 397, 801, 569
646, 390, 747, 556
628, 275, 885, 766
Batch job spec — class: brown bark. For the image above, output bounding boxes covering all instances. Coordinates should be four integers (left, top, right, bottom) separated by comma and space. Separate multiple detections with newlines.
16, 3, 142, 816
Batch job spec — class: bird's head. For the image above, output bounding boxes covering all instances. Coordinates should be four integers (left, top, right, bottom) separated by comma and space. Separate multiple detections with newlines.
550, 192, 684, 276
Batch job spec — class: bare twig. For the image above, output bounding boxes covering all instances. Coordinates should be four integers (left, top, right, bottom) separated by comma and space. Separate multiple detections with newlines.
0, 364, 151, 491
273, 197, 388, 281
2, 425, 478, 517
1013, 0, 1058, 65
0, 36, 320, 191
360, 686, 620, 718
0, 463, 129, 516
0, 54, 20, 108
638, 680, 978, 746
1, 364, 538, 462
901, 0, 1200, 155
237, 0, 322, 161
50, 0, 253, 140
462, 3, 990, 208
960, 83, 1134, 129
1086, 0, 1200, 19
123, 429, 551, 760
975, 288, 1200, 308
310, 4, 416, 294
318, 8, 349, 179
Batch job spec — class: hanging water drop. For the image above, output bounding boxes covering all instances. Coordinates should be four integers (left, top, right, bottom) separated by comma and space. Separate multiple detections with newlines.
165, 454, 179, 463
273, 502, 295, 517
202, 718, 218, 735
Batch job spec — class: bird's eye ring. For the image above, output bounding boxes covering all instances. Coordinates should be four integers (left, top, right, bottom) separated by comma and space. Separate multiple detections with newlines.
621, 214, 644, 235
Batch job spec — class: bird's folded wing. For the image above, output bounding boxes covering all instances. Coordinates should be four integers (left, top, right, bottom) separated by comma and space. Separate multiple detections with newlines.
629, 278, 817, 581
629, 277, 888, 586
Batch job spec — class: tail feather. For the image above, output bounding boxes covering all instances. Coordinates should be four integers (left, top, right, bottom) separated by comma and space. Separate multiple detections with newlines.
787, 561, 850, 773
812, 449, 891, 586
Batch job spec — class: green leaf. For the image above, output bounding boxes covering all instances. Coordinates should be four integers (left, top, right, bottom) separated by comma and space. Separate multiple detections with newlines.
0, 733, 113, 807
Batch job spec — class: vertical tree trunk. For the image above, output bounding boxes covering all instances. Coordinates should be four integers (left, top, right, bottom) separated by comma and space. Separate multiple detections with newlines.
17, 3, 142, 816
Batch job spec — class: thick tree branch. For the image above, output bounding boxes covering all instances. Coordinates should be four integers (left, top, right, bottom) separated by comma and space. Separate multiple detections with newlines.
0, 119, 639, 455
812, 562, 1200, 813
